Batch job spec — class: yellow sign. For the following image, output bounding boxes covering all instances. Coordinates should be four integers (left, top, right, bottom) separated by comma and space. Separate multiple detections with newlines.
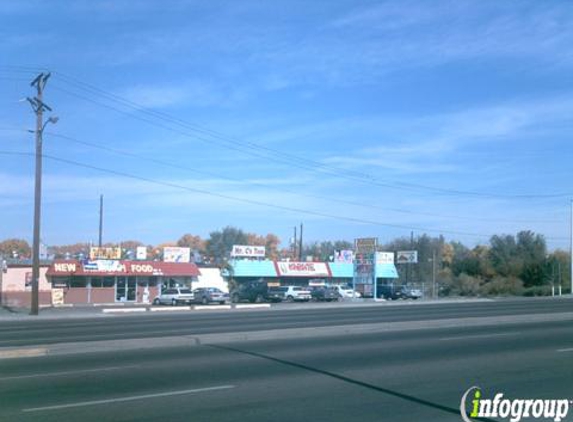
89, 247, 122, 260
52, 288, 64, 306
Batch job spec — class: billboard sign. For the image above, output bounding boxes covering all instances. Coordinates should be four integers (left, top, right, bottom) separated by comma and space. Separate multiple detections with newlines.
231, 245, 266, 258
376, 252, 395, 265
136, 246, 147, 260
163, 247, 191, 263
396, 251, 418, 264
334, 249, 354, 263
89, 247, 122, 260
275, 262, 331, 277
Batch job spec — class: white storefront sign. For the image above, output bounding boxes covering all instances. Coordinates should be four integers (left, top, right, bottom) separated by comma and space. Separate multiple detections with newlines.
276, 262, 330, 277
231, 245, 266, 258
376, 252, 395, 264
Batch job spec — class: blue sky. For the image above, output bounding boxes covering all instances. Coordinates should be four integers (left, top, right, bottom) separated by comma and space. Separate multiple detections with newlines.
1, 0, 573, 250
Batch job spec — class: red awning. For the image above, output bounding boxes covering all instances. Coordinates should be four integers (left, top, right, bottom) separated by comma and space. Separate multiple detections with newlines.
46, 260, 200, 277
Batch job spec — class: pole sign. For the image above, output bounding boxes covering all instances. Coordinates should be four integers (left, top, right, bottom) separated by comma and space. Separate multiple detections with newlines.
396, 251, 418, 264
355, 237, 377, 253
353, 238, 378, 291
89, 247, 122, 260
353, 252, 375, 284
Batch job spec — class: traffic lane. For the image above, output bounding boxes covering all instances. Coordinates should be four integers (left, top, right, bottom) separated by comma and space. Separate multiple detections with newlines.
216, 319, 573, 420
4, 321, 571, 421
0, 343, 455, 422
0, 298, 572, 347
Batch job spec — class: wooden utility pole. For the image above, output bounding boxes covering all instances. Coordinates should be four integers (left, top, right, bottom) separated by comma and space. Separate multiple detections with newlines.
27, 73, 57, 316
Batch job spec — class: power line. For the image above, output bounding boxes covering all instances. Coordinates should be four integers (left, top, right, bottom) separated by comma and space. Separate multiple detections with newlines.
0, 149, 500, 239
40, 69, 573, 200
0, 150, 568, 241
42, 130, 563, 225
2, 66, 571, 200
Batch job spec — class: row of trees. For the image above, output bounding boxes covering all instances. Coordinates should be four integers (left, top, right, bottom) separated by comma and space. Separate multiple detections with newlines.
1, 228, 570, 296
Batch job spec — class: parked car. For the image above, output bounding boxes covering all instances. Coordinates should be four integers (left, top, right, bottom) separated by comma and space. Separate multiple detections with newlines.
153, 288, 195, 306
282, 286, 312, 302
310, 286, 339, 302
193, 287, 229, 305
230, 280, 269, 303
267, 287, 287, 302
401, 287, 423, 300
331, 285, 362, 298
377, 284, 407, 300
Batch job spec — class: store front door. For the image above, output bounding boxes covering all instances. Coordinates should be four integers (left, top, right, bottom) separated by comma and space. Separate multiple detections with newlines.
116, 277, 137, 302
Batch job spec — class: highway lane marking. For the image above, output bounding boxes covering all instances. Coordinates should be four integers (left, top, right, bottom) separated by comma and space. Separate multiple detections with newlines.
557, 348, 573, 353
439, 332, 521, 341
0, 365, 141, 381
22, 385, 235, 413
0, 348, 47, 359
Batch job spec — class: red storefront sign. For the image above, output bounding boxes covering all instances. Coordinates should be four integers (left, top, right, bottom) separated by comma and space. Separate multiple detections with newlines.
47, 260, 200, 277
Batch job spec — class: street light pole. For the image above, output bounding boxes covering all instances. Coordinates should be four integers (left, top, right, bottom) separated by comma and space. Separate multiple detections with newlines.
27, 72, 57, 316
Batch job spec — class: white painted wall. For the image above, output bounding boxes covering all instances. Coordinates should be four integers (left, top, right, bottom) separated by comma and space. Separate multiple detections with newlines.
195, 267, 229, 293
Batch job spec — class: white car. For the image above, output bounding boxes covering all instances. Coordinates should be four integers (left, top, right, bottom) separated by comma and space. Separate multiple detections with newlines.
282, 286, 312, 302
332, 285, 362, 298
153, 288, 194, 306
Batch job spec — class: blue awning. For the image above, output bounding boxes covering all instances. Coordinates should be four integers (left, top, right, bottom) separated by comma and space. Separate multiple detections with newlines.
228, 260, 399, 279
229, 260, 277, 277
376, 263, 399, 279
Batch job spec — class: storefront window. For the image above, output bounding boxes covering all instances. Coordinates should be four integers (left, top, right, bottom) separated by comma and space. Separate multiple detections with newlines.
70, 276, 87, 288
103, 277, 115, 288
90, 277, 103, 288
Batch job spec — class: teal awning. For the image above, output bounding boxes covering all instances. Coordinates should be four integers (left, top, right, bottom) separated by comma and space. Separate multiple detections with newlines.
229, 260, 277, 277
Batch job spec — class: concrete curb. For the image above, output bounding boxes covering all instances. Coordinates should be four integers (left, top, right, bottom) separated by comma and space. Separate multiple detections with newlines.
1, 311, 572, 360
102, 308, 147, 314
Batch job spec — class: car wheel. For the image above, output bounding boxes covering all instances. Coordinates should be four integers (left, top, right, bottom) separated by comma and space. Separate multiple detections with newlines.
171, 298, 178, 306
153, 298, 160, 305
286, 295, 294, 303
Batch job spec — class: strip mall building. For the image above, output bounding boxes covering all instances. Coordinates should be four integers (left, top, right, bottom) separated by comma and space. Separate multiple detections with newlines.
47, 260, 200, 304
0, 259, 201, 307
228, 259, 399, 296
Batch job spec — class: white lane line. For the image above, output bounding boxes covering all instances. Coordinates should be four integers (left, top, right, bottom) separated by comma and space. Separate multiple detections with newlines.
0, 348, 48, 359
439, 332, 521, 341
22, 385, 235, 413
557, 348, 573, 353
0, 365, 141, 381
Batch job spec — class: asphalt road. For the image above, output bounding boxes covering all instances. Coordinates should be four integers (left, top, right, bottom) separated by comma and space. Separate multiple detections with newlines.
0, 319, 572, 421
0, 298, 572, 421
0, 297, 571, 347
